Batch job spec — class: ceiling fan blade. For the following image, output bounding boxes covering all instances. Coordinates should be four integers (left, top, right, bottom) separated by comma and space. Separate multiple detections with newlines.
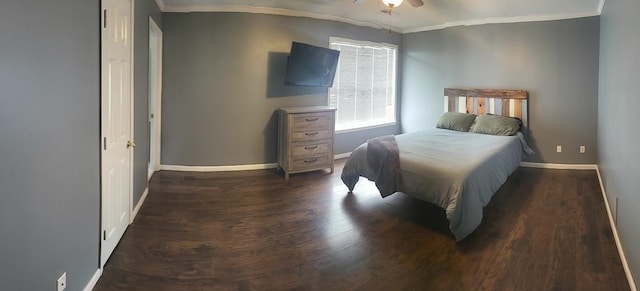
407, 0, 424, 7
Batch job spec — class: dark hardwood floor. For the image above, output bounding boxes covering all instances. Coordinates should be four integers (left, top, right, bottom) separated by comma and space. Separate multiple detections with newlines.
95, 160, 630, 290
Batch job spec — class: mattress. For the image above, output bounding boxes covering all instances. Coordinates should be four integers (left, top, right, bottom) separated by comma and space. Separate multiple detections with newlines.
341, 128, 527, 241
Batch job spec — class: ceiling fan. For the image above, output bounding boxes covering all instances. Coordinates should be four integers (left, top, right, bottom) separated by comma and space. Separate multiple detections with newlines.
354, 0, 424, 15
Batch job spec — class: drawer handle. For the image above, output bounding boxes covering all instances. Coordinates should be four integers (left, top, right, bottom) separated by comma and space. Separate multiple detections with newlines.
304, 158, 318, 163
304, 145, 319, 150
305, 132, 319, 136
305, 117, 319, 122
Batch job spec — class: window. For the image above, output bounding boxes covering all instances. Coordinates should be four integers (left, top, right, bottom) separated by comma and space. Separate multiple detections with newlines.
329, 37, 397, 131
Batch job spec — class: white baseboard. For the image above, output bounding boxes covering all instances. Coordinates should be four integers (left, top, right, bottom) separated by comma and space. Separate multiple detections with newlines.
83, 268, 102, 291
159, 153, 352, 173
160, 163, 278, 172
519, 162, 597, 170
160, 155, 353, 172
596, 167, 637, 291
334, 152, 352, 160
131, 188, 149, 223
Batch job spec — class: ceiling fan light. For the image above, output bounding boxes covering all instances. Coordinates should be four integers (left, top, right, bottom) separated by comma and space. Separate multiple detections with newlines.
381, 0, 404, 7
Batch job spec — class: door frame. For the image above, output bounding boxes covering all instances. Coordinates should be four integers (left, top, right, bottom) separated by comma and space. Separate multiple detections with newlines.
100, 0, 135, 268
148, 16, 162, 179
126, 0, 136, 226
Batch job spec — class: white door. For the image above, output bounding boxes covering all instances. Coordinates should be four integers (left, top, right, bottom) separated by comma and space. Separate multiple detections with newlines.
101, 0, 133, 267
148, 17, 162, 177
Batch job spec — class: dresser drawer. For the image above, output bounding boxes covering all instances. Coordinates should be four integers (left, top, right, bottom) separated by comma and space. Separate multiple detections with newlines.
292, 112, 332, 131
291, 140, 331, 157
291, 129, 332, 142
290, 155, 330, 171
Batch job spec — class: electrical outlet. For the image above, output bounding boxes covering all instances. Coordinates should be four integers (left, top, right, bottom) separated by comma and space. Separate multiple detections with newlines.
57, 272, 66, 291
556, 145, 562, 153
580, 145, 586, 153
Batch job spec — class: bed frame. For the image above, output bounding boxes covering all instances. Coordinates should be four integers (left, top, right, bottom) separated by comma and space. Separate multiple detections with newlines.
444, 88, 529, 133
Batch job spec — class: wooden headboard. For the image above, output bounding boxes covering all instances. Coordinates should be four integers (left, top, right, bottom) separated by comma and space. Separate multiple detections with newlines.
444, 88, 529, 130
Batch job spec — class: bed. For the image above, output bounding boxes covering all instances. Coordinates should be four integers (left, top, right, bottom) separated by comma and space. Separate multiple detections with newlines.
341, 88, 533, 241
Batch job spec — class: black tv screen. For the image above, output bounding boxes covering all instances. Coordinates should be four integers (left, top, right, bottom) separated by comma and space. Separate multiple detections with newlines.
284, 42, 340, 87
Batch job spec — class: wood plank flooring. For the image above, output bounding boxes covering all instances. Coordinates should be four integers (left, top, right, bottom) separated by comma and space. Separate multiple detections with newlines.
94, 160, 630, 290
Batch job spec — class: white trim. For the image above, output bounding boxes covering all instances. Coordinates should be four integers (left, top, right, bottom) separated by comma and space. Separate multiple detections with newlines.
159, 4, 602, 34
596, 167, 638, 291
519, 162, 597, 170
128, 0, 136, 229
82, 269, 102, 291
148, 17, 163, 174
330, 37, 398, 50
154, 0, 165, 11
160, 163, 278, 172
160, 154, 353, 172
131, 187, 149, 223
598, 0, 606, 14
403, 11, 599, 33
148, 167, 154, 180
162, 4, 402, 33
335, 152, 352, 160
335, 122, 397, 134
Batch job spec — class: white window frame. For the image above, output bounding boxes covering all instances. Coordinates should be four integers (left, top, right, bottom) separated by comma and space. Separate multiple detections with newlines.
328, 37, 398, 132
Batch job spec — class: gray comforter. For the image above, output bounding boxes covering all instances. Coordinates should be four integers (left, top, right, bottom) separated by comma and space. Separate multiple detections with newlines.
341, 128, 527, 241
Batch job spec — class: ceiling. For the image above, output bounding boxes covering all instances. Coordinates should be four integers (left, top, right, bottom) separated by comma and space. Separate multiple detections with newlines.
158, 0, 604, 33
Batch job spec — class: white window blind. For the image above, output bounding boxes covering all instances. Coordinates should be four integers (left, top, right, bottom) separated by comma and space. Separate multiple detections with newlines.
329, 38, 397, 131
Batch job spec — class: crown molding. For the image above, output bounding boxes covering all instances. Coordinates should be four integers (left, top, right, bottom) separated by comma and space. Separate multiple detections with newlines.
158, 3, 601, 35
154, 0, 165, 11
403, 10, 600, 33
162, 4, 403, 33
598, 0, 606, 14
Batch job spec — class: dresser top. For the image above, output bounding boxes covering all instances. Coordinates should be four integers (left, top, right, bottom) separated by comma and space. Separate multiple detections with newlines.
279, 106, 337, 114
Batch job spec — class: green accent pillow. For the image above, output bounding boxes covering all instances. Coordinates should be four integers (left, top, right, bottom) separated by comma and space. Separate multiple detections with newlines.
436, 112, 477, 132
472, 114, 520, 136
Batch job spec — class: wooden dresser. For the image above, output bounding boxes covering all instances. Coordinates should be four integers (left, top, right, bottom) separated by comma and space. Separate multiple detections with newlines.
278, 106, 337, 180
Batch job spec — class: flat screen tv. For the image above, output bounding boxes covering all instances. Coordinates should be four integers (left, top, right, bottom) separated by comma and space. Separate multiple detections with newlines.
284, 42, 340, 87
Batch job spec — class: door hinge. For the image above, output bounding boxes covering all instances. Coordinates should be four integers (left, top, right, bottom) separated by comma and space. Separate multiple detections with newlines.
103, 137, 107, 150
103, 10, 107, 28
103, 230, 106, 240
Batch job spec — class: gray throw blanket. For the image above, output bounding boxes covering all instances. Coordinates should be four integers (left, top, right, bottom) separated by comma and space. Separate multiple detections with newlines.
365, 135, 402, 197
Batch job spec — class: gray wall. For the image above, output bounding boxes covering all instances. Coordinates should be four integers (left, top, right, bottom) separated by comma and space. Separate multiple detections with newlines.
599, 0, 640, 286
0, 1, 100, 290
161, 13, 401, 166
401, 17, 600, 164
133, 0, 162, 206
0, 0, 163, 289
